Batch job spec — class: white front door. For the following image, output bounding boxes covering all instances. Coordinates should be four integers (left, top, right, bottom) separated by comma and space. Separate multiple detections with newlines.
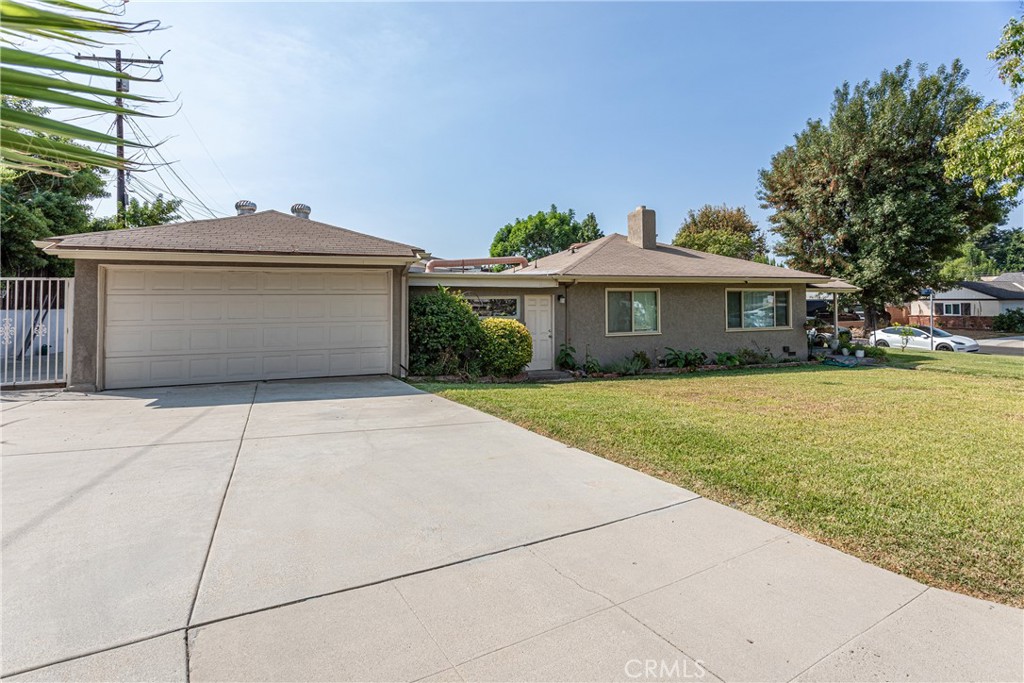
524, 295, 553, 371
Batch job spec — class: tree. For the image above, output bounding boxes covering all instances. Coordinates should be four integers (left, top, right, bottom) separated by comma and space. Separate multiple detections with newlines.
490, 205, 603, 262
1, 0, 164, 175
939, 242, 999, 282
1, 164, 107, 276
90, 194, 182, 231
758, 60, 1014, 329
672, 204, 767, 260
942, 14, 1024, 198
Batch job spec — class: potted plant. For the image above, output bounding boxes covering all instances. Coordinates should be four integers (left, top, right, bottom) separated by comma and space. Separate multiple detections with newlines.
853, 343, 865, 359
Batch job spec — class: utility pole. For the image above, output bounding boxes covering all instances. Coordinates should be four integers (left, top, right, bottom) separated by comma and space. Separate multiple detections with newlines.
74, 50, 164, 229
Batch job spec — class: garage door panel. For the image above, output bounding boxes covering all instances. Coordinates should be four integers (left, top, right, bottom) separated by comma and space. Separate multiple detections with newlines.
104, 268, 392, 389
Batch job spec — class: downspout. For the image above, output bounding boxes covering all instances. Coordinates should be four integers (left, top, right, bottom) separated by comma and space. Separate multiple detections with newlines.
563, 279, 576, 353
400, 262, 412, 377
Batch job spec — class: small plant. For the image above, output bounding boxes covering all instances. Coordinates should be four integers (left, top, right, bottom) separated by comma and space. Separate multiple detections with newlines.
993, 308, 1024, 333
863, 345, 888, 359
714, 351, 741, 367
736, 346, 771, 365
894, 323, 914, 350
838, 330, 853, 346
605, 355, 646, 376
583, 346, 601, 374
556, 343, 578, 371
631, 349, 653, 370
479, 318, 533, 377
665, 347, 707, 369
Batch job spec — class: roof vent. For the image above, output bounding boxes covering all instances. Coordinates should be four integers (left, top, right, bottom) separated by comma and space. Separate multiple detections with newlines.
235, 200, 257, 216
291, 203, 311, 219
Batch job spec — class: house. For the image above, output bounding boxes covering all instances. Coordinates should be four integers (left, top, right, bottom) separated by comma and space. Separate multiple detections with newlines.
410, 207, 846, 371
907, 272, 1024, 330
36, 203, 850, 390
35, 202, 424, 391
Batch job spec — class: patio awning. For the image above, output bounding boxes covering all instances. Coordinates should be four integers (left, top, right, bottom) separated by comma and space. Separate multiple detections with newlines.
807, 278, 860, 294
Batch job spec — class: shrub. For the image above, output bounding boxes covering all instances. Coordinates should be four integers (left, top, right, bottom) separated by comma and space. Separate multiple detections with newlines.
665, 347, 707, 369
736, 346, 771, 365
863, 345, 888, 359
604, 354, 646, 376
993, 307, 1024, 333
408, 286, 484, 375
479, 318, 533, 377
583, 347, 601, 374
714, 351, 741, 367
556, 343, 578, 371
631, 349, 653, 370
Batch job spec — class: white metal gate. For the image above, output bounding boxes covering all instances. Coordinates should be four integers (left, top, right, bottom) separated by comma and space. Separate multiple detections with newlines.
1, 277, 73, 387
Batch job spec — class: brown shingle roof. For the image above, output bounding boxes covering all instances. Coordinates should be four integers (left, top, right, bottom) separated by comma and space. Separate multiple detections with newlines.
40, 210, 423, 259
511, 234, 830, 281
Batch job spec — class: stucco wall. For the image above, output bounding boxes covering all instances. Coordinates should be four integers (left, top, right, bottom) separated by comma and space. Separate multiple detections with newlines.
69, 260, 99, 391
563, 282, 809, 366
68, 261, 405, 391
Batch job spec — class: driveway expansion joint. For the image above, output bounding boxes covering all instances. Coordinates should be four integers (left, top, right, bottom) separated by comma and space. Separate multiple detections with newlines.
185, 496, 703, 632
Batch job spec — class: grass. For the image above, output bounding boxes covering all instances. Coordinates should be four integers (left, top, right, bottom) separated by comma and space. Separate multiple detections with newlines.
418, 351, 1024, 607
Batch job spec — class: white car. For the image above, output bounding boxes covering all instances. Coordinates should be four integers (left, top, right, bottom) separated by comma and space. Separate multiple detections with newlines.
869, 325, 980, 352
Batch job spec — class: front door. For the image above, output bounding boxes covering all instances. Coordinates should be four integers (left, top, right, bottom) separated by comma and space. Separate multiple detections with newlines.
524, 295, 553, 371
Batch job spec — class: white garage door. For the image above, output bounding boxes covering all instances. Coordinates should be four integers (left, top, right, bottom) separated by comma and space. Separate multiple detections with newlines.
103, 267, 392, 389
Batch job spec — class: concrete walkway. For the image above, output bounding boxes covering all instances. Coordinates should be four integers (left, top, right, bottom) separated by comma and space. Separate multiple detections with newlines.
2, 377, 1021, 682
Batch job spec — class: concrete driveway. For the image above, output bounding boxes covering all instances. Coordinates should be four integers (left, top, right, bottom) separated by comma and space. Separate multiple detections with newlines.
2, 377, 1021, 682
977, 335, 1024, 357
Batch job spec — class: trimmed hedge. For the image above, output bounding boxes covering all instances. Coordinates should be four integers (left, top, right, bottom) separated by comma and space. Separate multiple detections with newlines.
993, 308, 1024, 333
479, 318, 533, 377
408, 286, 484, 375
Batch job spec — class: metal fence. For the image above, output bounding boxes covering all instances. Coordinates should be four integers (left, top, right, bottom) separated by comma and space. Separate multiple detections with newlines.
1, 277, 73, 387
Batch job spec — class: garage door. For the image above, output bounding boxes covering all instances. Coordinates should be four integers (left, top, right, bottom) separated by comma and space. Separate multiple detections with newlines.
103, 267, 391, 389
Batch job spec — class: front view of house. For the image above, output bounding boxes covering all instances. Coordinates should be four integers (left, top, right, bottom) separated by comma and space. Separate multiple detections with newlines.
36, 204, 848, 390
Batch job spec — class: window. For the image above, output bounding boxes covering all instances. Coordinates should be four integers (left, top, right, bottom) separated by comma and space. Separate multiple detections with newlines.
726, 290, 791, 330
937, 302, 970, 316
470, 297, 518, 318
606, 289, 659, 335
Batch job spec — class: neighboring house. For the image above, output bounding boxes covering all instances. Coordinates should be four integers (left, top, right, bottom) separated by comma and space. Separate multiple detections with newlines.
34, 203, 424, 391
907, 272, 1024, 330
411, 207, 847, 371
36, 203, 851, 390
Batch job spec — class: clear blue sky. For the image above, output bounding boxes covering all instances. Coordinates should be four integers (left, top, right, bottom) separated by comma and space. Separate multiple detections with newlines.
111, 1, 1021, 257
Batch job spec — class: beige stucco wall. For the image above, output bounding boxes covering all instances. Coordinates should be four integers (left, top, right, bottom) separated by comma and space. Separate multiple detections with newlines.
563, 282, 809, 366
410, 280, 809, 368
69, 261, 405, 391
908, 298, 1001, 317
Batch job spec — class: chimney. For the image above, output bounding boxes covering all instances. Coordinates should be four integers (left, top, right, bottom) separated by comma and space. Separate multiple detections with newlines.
627, 205, 656, 249
291, 203, 311, 219
235, 200, 257, 216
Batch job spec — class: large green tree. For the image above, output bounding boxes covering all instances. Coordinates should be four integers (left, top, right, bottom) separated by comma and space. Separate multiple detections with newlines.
490, 205, 603, 262
672, 204, 767, 261
942, 14, 1024, 198
758, 60, 1014, 328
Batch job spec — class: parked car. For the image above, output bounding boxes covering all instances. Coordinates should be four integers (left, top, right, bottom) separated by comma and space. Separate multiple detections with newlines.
869, 326, 980, 352
811, 325, 852, 347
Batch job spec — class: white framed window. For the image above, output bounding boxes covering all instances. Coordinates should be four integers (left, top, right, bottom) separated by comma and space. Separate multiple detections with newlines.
937, 302, 970, 316
469, 297, 519, 318
606, 289, 660, 335
726, 289, 791, 330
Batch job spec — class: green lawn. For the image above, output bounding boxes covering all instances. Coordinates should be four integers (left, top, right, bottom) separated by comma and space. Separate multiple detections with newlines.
418, 351, 1024, 607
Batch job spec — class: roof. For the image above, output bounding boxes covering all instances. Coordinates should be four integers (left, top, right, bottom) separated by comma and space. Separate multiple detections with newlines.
509, 233, 831, 282
959, 279, 1024, 301
37, 210, 424, 259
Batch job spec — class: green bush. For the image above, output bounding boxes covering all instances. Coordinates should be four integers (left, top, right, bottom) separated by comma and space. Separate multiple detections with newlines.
665, 347, 707, 369
736, 346, 771, 365
863, 345, 888, 359
632, 349, 653, 369
714, 351, 741, 367
604, 354, 646, 376
993, 307, 1024, 333
479, 317, 533, 377
408, 286, 484, 375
